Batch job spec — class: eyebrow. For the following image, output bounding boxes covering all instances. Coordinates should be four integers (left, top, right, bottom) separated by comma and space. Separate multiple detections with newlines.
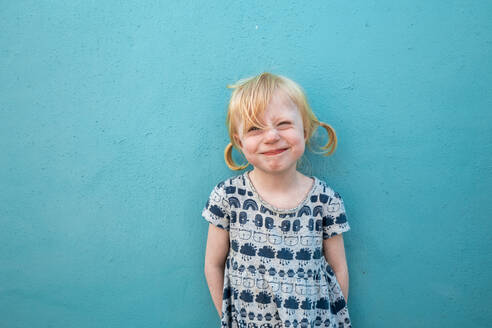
271, 114, 295, 122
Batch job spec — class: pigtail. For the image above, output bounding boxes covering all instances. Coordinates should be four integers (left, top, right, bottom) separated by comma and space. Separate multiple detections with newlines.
308, 121, 338, 156
224, 143, 249, 171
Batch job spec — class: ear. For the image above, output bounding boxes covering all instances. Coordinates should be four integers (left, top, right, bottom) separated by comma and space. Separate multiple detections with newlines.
233, 134, 243, 148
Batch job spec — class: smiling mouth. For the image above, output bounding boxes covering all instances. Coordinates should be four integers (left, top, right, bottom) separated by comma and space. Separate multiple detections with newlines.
262, 148, 288, 155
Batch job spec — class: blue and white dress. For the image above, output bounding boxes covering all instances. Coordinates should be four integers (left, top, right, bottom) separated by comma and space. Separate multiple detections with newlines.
202, 171, 351, 328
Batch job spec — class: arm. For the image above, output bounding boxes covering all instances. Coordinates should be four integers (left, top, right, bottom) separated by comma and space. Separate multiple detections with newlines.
204, 223, 230, 317
323, 234, 349, 302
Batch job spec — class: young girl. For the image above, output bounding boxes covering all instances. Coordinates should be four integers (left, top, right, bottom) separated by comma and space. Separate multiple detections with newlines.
203, 72, 352, 328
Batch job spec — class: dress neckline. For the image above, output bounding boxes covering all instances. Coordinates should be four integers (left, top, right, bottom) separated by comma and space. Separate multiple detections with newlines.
243, 170, 317, 214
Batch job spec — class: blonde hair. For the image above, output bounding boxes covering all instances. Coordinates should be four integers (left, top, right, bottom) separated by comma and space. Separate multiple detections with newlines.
224, 72, 337, 171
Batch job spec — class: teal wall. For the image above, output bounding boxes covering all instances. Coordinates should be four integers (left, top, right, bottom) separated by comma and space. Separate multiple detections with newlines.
1, 1, 491, 327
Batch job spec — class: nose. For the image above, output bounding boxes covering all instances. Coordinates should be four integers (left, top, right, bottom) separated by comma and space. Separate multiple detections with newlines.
264, 127, 280, 143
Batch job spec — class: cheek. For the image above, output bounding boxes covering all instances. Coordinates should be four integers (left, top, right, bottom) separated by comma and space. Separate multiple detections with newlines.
242, 146, 259, 165
285, 129, 305, 144
285, 130, 306, 155
242, 139, 258, 155
293, 139, 306, 157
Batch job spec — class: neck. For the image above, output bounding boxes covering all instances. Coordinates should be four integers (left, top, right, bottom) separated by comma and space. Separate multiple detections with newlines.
248, 165, 303, 193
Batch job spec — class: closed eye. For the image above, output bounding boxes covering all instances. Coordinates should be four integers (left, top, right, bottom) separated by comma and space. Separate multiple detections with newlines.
278, 121, 292, 127
247, 126, 260, 132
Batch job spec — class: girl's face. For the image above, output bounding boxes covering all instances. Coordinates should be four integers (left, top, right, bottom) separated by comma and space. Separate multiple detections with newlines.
234, 89, 306, 175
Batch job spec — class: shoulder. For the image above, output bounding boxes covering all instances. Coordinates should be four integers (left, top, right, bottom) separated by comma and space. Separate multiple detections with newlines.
213, 173, 246, 189
313, 176, 343, 200
312, 177, 348, 220
206, 173, 246, 212
210, 173, 247, 198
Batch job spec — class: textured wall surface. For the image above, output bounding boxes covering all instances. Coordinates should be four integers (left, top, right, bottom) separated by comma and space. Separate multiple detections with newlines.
1, 1, 491, 327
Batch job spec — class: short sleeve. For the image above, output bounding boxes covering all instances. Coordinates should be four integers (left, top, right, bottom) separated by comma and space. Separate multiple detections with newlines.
322, 189, 351, 239
202, 183, 230, 231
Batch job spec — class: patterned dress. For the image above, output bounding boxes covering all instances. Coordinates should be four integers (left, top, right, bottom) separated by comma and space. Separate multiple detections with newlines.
202, 171, 351, 328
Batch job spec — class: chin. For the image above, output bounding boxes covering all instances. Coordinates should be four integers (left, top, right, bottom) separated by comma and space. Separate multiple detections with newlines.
261, 163, 297, 174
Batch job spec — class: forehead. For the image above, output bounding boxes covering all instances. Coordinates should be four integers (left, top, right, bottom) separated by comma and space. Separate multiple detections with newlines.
265, 89, 299, 117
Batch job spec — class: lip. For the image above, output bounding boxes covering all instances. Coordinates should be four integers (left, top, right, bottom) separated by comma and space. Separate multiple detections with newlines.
262, 148, 288, 155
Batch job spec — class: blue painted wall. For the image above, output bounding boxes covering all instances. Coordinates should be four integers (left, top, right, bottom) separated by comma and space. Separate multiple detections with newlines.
1, 1, 491, 327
